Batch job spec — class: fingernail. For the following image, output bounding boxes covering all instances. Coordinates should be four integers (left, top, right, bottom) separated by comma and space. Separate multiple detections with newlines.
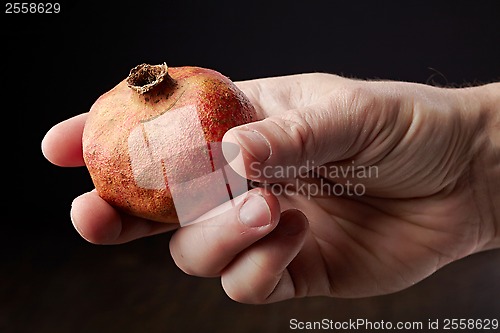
239, 194, 271, 228
233, 129, 271, 163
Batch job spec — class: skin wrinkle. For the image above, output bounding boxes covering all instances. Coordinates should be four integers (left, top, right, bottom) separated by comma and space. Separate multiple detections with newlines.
295, 108, 319, 164
334, 217, 385, 261
377, 245, 419, 291
253, 129, 273, 163
284, 249, 309, 298
466, 100, 499, 250
265, 268, 294, 302
330, 86, 386, 162
313, 236, 339, 297
308, 101, 343, 162
360, 97, 413, 168
446, 123, 473, 187
482, 85, 500, 247
386, 120, 429, 190
324, 217, 386, 296
433, 126, 459, 189
245, 211, 308, 302
419, 240, 457, 271
202, 214, 267, 277
374, 92, 462, 195
374, 109, 446, 196
286, 79, 304, 108
262, 117, 302, 165
468, 157, 494, 253
199, 221, 215, 274
238, 249, 286, 303
174, 221, 226, 277
357, 196, 459, 235
258, 80, 289, 113
411, 93, 471, 193
333, 209, 440, 294
282, 111, 318, 166
323, 242, 380, 297
287, 216, 337, 297
400, 203, 474, 262
427, 109, 470, 191
343, 195, 475, 265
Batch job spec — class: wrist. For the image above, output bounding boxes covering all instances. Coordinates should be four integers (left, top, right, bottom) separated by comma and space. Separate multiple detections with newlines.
460, 82, 500, 251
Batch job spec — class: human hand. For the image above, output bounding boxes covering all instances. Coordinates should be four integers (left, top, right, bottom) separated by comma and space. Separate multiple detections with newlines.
42, 73, 499, 303
169, 74, 500, 302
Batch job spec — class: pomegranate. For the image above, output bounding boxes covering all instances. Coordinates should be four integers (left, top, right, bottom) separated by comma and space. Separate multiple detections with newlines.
82, 63, 257, 225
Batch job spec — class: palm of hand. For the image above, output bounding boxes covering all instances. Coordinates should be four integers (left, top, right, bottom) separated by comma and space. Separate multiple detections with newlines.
238, 74, 480, 297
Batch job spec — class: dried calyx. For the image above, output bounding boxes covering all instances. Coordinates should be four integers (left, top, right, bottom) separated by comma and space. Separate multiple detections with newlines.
126, 63, 172, 94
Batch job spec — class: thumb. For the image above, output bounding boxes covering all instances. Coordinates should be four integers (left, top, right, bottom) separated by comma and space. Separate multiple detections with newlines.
222, 104, 359, 182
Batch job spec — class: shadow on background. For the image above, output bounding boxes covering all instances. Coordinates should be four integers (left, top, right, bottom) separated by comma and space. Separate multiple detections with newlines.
2, 0, 499, 332
2, 233, 499, 332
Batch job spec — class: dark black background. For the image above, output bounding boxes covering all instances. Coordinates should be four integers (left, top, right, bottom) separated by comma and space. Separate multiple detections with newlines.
2, 1, 500, 332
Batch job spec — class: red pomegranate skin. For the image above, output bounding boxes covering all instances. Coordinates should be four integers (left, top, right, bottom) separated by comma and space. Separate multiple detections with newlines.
82, 65, 257, 223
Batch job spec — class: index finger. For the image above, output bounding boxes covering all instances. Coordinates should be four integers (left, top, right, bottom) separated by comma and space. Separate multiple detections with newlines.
42, 113, 87, 167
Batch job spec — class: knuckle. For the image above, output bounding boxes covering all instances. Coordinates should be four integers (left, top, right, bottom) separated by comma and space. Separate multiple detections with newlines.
330, 80, 377, 116
266, 112, 315, 164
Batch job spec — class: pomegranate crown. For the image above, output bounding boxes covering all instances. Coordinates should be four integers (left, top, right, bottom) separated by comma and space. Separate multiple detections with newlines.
126, 63, 169, 94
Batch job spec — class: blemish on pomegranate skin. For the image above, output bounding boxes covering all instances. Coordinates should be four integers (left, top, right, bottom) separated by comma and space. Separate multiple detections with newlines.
161, 159, 169, 189
140, 123, 151, 149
